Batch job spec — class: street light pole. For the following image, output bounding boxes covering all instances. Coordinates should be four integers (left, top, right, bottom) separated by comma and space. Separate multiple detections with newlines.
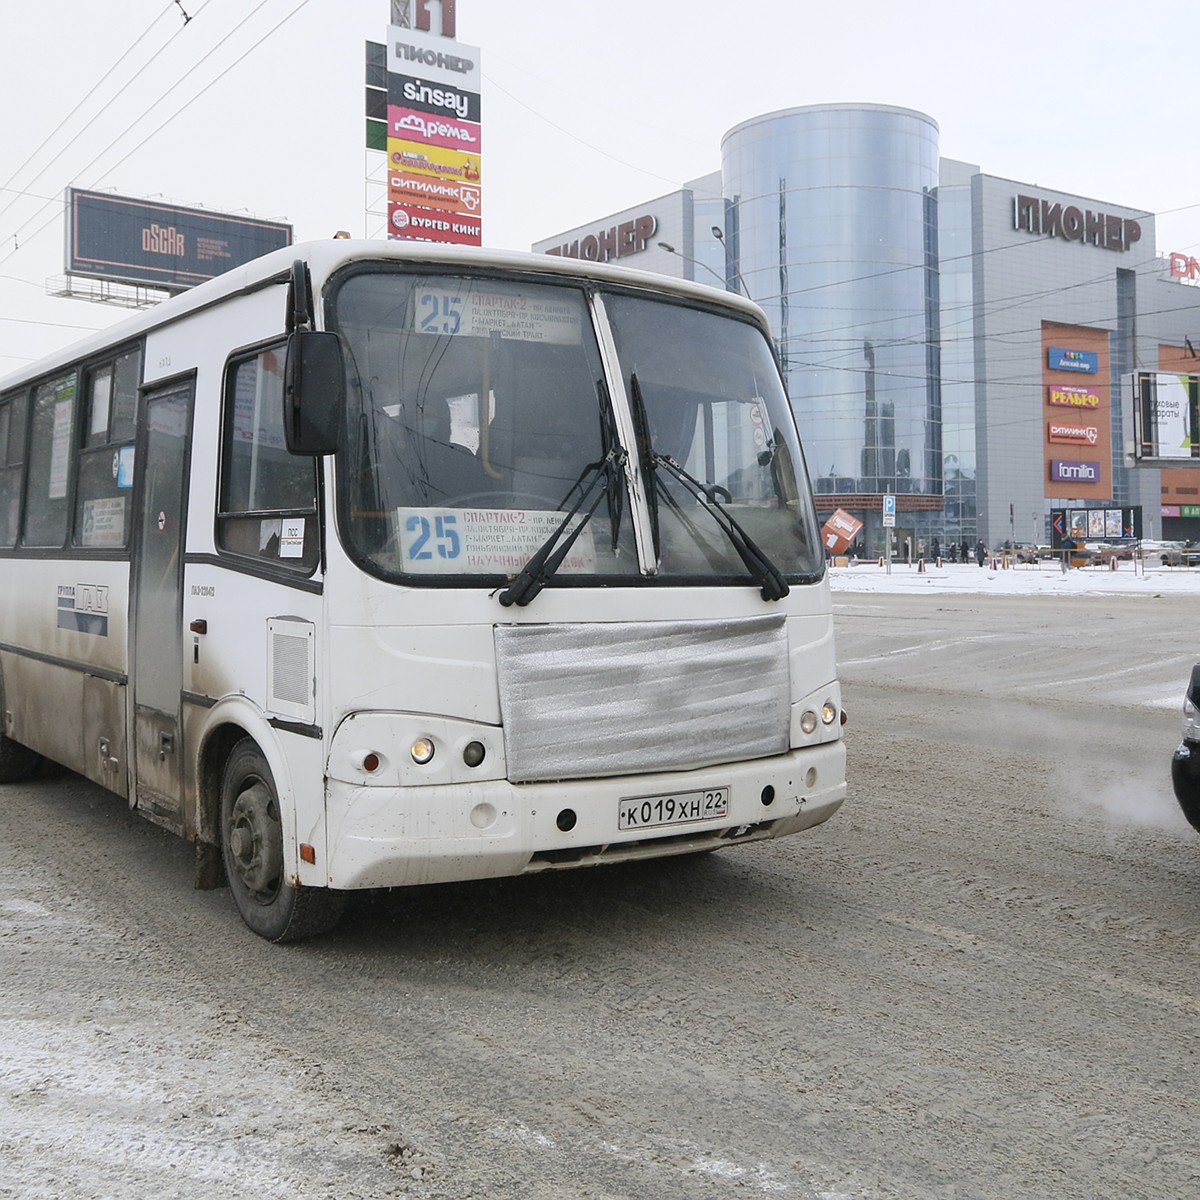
710, 226, 753, 299
656, 241, 728, 289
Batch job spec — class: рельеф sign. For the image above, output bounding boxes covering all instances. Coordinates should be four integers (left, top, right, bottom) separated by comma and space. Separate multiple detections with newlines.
544, 215, 657, 263
1015, 194, 1141, 252
1047, 385, 1100, 409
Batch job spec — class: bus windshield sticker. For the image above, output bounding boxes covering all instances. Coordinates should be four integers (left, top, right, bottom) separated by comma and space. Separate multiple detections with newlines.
279, 518, 306, 558
80, 497, 127, 548
411, 286, 582, 344
49, 399, 73, 499
395, 507, 596, 574
115, 445, 135, 488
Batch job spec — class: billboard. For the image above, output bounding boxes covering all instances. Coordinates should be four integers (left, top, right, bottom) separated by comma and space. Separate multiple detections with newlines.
66, 189, 292, 291
1050, 506, 1142, 545
1130, 372, 1199, 462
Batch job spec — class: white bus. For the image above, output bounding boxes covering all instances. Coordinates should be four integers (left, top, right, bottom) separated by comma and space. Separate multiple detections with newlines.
0, 239, 846, 940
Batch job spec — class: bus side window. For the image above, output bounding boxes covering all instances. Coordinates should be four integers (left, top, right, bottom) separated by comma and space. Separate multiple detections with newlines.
22, 371, 78, 549
74, 346, 141, 550
0, 389, 28, 548
217, 344, 319, 571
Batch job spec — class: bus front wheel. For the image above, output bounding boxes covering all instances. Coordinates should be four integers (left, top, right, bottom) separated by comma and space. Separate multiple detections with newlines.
219, 738, 344, 942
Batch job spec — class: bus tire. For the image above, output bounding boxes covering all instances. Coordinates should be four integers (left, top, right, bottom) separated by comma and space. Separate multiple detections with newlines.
219, 737, 344, 942
0, 733, 43, 783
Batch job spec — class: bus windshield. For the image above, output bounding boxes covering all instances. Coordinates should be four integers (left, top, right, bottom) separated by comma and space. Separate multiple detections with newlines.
331, 267, 822, 585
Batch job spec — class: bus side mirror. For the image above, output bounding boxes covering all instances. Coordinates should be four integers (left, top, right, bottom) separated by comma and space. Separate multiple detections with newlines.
283, 331, 344, 455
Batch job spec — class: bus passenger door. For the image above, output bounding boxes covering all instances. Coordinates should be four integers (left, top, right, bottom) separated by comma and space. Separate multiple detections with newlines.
131, 381, 193, 831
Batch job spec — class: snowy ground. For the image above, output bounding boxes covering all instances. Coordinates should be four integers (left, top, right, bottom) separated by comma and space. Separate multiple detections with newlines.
828, 556, 1200, 598
5, 564, 1200, 1196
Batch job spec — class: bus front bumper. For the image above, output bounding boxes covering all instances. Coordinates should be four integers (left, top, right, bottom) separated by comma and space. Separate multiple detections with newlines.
323, 741, 847, 890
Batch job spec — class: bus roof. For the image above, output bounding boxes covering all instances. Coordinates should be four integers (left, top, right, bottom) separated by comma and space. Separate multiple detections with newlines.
2, 239, 768, 392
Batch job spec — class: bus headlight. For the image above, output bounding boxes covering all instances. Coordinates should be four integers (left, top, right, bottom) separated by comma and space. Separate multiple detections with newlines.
800, 710, 818, 735
821, 701, 838, 725
329, 714, 507, 786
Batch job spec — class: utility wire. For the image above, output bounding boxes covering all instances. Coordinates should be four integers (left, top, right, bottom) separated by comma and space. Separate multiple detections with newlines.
0, 0, 284, 265
484, 71, 687, 190
0, 3, 194, 225
78, 0, 315, 203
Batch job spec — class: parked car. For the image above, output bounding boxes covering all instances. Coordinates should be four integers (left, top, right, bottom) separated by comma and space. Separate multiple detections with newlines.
1161, 542, 1200, 567
1171, 663, 1200, 832
1087, 541, 1135, 563
999, 541, 1042, 563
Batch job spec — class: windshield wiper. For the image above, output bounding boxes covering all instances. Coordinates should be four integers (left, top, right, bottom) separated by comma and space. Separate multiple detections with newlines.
627, 373, 660, 559
596, 376, 625, 554
649, 451, 791, 602
496, 445, 627, 608
629, 373, 787, 600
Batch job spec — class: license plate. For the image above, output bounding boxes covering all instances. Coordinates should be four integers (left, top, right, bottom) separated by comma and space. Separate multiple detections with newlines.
618, 787, 730, 831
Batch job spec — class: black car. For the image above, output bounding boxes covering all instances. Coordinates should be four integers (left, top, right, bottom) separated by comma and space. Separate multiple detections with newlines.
1170, 663, 1200, 832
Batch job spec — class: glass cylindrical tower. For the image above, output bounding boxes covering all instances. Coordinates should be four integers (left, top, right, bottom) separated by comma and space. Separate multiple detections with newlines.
721, 104, 942, 547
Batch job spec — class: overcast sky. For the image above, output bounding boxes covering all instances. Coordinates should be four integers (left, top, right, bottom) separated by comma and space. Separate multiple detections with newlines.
1, 0, 1197, 371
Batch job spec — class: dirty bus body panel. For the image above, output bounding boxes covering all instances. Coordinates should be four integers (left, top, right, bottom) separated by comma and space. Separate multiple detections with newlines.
0, 239, 845, 941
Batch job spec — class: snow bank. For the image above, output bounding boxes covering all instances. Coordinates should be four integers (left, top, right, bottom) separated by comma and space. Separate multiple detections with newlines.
828, 558, 1200, 597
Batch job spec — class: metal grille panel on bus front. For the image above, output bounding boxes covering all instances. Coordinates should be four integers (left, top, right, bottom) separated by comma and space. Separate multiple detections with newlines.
494, 615, 790, 784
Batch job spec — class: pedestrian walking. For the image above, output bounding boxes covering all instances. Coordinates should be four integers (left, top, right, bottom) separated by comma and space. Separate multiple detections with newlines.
960, 538, 970, 563
1060, 535, 1075, 574
975, 538, 986, 567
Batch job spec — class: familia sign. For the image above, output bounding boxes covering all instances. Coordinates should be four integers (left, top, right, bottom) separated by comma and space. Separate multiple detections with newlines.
1049, 459, 1101, 484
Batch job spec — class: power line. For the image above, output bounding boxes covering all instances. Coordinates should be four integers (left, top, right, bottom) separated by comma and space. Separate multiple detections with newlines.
0, 3, 201, 227
0, 0, 283, 265
483, 71, 688, 191
0, 5, 171, 220
79, 0, 314, 198
0, 313, 116, 331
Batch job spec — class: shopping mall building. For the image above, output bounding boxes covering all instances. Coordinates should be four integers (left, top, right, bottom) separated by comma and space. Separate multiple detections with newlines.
532, 104, 1200, 553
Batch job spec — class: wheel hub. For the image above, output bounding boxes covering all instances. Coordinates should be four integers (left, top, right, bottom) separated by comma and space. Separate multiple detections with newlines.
229, 781, 283, 902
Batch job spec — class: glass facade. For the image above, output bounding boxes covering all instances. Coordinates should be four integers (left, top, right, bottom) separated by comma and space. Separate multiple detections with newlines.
721, 105, 943, 554
934, 162, 978, 549
535, 104, 1200, 555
